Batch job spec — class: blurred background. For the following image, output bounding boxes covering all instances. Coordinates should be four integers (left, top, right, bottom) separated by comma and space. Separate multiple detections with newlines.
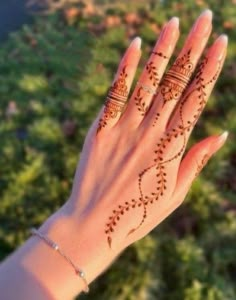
0, 0, 235, 299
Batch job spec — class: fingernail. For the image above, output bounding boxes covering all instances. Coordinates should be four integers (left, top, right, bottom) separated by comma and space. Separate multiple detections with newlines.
209, 34, 228, 61
218, 131, 229, 144
192, 9, 213, 36
199, 9, 213, 19
160, 16, 179, 41
130, 37, 142, 49
210, 131, 229, 153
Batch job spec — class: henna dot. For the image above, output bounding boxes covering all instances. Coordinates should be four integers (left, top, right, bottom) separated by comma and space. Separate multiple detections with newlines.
132, 205, 136, 208
138, 203, 142, 207
161, 192, 163, 196
113, 210, 116, 213
117, 216, 120, 220
113, 222, 116, 226
121, 211, 124, 215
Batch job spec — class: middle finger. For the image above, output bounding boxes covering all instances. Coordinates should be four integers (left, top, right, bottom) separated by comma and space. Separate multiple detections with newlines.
144, 9, 213, 131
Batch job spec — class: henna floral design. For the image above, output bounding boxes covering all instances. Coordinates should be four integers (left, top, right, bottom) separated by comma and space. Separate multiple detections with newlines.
153, 50, 194, 127
195, 154, 210, 177
160, 49, 193, 105
105, 54, 222, 249
97, 66, 128, 133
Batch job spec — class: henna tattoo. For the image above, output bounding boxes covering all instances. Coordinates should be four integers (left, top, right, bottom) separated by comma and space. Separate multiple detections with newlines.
160, 49, 194, 105
134, 52, 167, 117
135, 87, 149, 115
195, 154, 210, 177
151, 51, 168, 59
146, 61, 159, 87
105, 52, 223, 249
97, 66, 128, 133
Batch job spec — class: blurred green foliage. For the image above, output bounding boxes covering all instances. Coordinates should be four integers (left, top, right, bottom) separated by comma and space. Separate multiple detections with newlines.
0, 0, 236, 299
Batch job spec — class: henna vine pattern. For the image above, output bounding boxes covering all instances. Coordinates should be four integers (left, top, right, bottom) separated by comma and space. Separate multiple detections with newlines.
195, 154, 210, 177
97, 66, 128, 133
105, 54, 222, 249
135, 87, 149, 115
135, 52, 167, 117
146, 61, 159, 87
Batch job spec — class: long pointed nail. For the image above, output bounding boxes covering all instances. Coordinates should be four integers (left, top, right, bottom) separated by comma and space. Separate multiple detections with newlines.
210, 131, 229, 153
192, 9, 213, 36
160, 16, 179, 41
130, 36, 142, 49
209, 34, 228, 61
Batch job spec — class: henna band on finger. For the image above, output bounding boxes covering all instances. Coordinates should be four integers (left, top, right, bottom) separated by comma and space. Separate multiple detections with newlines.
160, 49, 194, 104
151, 51, 169, 59
97, 66, 129, 133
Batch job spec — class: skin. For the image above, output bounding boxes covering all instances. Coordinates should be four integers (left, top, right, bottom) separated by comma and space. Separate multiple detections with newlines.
0, 9, 228, 300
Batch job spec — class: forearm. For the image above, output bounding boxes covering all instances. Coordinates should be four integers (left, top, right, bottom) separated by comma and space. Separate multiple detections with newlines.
0, 202, 117, 300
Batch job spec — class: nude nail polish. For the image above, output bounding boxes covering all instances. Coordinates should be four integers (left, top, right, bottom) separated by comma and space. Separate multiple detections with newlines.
217, 131, 229, 144
210, 131, 229, 153
160, 16, 179, 41
192, 9, 213, 36
130, 36, 142, 49
209, 34, 228, 61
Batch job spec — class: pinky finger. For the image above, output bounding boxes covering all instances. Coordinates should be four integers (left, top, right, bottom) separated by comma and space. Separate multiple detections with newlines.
96, 37, 142, 134
172, 131, 228, 207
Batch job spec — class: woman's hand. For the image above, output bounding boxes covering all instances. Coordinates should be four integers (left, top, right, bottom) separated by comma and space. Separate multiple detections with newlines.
9, 9, 228, 300
69, 9, 227, 250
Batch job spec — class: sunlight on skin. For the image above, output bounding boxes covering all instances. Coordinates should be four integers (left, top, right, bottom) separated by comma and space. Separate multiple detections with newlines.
0, 9, 229, 300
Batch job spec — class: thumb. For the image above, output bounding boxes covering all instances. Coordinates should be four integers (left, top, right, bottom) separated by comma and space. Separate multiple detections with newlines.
172, 131, 229, 207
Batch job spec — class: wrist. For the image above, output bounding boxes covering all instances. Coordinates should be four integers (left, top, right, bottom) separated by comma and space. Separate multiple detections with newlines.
21, 202, 118, 299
